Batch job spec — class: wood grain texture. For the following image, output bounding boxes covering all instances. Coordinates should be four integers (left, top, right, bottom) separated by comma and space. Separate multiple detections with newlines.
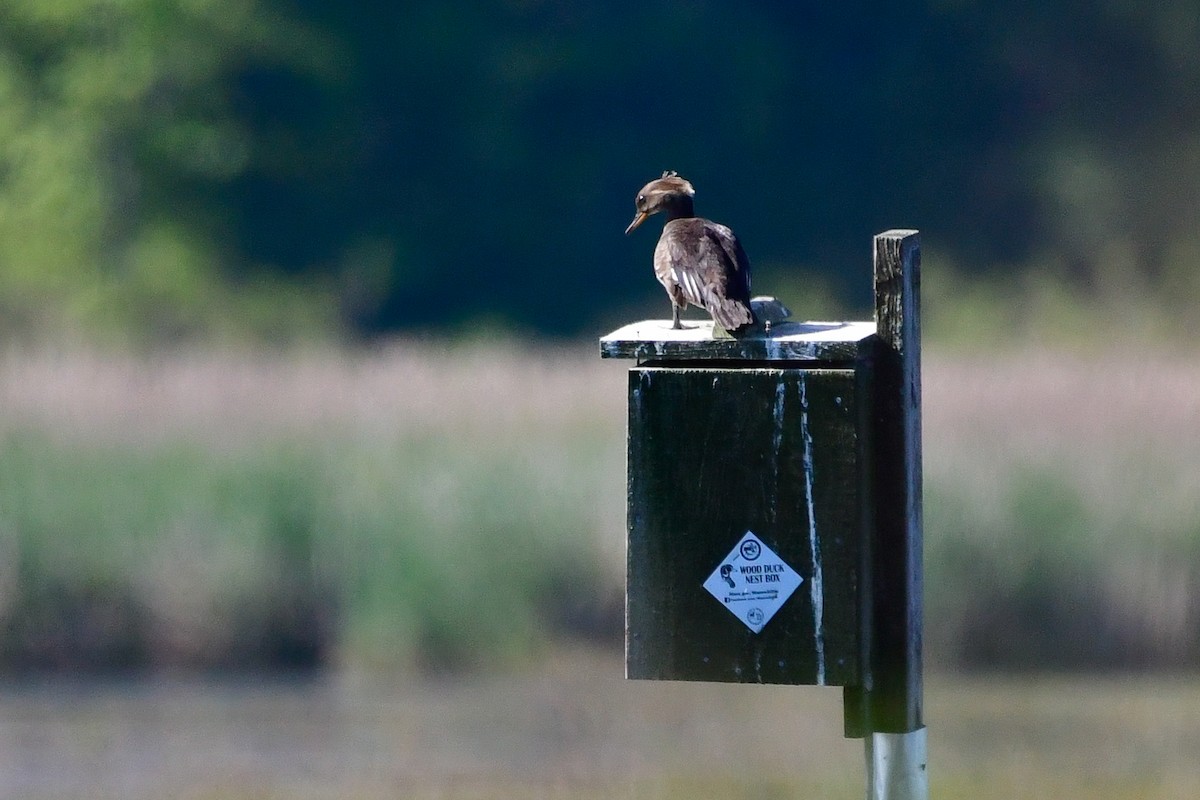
852, 229, 923, 735
626, 367, 864, 686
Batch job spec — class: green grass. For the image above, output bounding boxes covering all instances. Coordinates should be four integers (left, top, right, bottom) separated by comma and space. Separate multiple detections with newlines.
0, 424, 623, 671
0, 341, 1196, 672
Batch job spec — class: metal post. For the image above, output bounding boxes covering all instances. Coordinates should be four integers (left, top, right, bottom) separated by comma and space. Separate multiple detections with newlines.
866, 729, 928, 800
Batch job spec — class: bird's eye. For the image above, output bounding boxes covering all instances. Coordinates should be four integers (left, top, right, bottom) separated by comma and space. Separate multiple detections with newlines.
637, 194, 646, 205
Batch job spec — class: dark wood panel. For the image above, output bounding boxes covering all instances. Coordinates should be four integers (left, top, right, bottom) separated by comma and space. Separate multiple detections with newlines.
626, 367, 864, 686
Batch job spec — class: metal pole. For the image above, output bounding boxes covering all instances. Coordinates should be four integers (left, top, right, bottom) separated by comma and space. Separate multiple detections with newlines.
865, 728, 928, 800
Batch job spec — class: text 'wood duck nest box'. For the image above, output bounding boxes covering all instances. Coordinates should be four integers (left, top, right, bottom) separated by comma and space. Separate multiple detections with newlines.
600, 230, 923, 739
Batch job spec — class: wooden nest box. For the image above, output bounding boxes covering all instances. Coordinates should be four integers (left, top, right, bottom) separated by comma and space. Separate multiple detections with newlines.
600, 230, 923, 741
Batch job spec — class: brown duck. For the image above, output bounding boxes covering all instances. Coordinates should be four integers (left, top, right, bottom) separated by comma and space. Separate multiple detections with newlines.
625, 171, 755, 332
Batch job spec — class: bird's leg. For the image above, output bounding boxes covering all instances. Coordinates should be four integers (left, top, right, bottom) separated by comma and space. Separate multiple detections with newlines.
671, 305, 682, 330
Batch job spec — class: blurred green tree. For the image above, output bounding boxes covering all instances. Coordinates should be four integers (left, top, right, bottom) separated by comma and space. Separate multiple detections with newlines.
0, 0, 338, 342
2, 1, 1199, 341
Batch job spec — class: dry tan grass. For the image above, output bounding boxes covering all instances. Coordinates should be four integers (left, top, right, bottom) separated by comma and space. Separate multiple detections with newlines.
925, 350, 1200, 522
0, 340, 627, 448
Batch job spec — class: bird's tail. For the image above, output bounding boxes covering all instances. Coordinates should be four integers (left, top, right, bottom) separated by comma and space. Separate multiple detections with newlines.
712, 299, 755, 334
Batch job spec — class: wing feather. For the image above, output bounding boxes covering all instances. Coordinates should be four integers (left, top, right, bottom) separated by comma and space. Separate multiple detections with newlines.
656, 218, 755, 330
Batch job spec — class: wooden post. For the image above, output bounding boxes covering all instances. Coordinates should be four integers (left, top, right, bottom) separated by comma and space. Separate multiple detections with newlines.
871, 229, 923, 732
863, 230, 926, 799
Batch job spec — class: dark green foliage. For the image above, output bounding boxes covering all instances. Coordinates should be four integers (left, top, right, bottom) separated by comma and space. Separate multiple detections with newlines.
2, 2, 1199, 340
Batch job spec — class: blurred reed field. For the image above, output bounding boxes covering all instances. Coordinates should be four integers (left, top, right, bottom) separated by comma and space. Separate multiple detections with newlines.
0, 336, 1197, 675
0, 341, 626, 673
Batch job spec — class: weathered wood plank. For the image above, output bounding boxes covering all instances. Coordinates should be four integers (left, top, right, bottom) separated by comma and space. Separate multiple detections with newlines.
855, 229, 923, 735
600, 320, 876, 363
626, 367, 863, 686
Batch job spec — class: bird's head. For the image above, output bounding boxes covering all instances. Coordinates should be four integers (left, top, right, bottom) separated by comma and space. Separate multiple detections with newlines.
624, 171, 696, 234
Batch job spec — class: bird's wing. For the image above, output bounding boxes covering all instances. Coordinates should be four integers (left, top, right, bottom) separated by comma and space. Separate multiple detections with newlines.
658, 219, 722, 309
655, 228, 702, 308
703, 222, 752, 302
658, 219, 754, 329
693, 223, 755, 330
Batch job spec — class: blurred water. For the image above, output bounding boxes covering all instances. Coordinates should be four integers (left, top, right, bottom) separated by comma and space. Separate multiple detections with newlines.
1, 651, 1198, 799
0, 650, 856, 799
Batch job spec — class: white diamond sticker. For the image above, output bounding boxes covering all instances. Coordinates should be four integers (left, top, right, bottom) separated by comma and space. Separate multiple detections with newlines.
703, 531, 803, 634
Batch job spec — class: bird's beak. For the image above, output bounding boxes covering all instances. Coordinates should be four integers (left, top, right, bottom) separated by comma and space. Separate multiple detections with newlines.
624, 211, 648, 235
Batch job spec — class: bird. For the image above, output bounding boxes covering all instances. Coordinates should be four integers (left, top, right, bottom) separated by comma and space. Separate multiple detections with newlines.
624, 171, 755, 333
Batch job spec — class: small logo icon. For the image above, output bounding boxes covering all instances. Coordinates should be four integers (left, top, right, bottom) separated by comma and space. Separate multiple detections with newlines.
739, 539, 761, 561
746, 607, 765, 626
719, 564, 735, 588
